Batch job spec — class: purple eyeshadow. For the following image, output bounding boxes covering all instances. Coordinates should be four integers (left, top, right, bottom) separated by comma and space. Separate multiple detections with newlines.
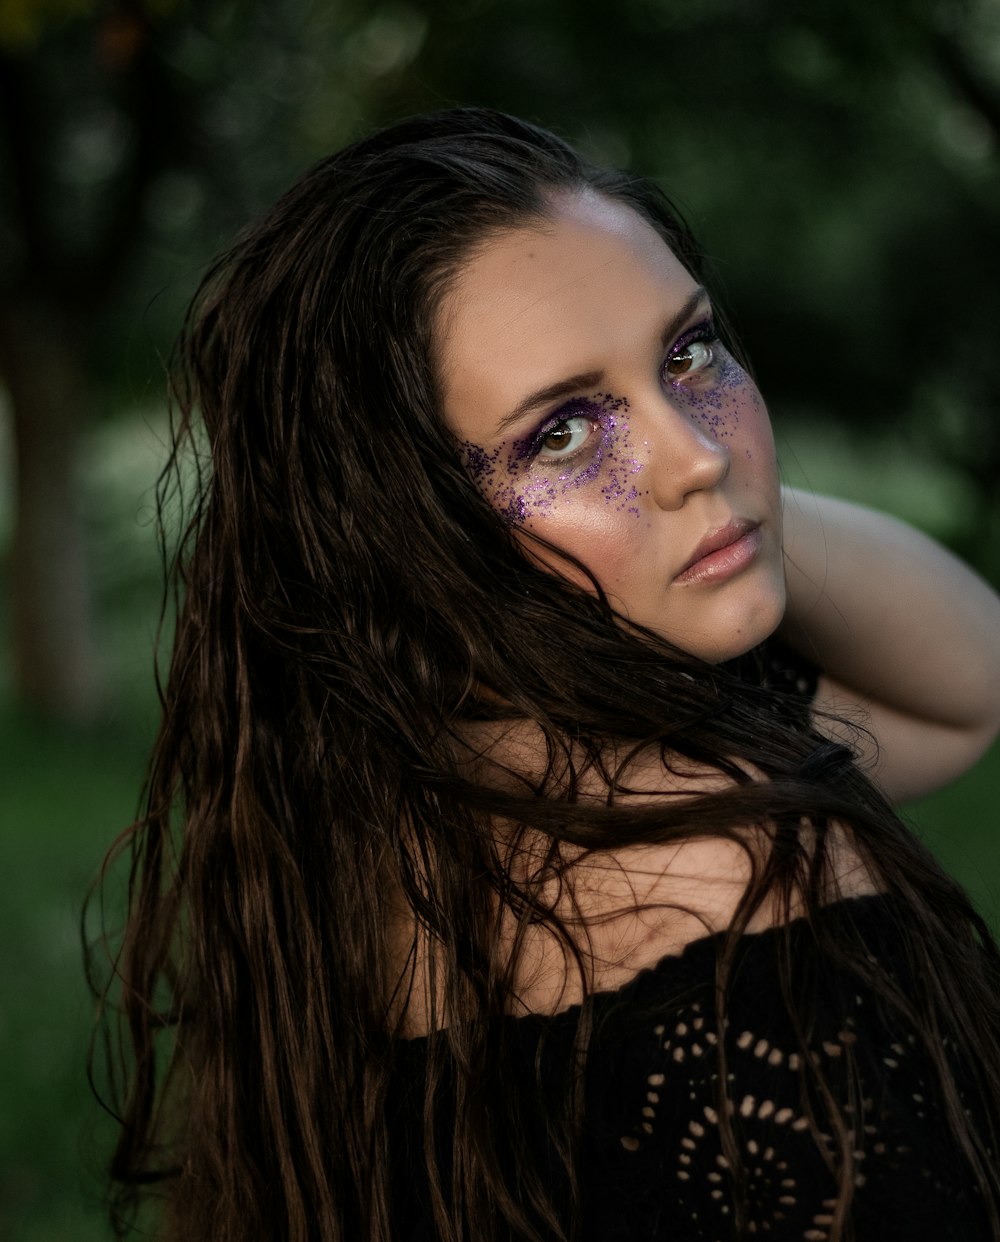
461, 391, 645, 524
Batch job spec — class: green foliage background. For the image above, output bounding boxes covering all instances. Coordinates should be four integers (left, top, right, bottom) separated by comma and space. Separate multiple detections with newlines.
1, 0, 999, 1236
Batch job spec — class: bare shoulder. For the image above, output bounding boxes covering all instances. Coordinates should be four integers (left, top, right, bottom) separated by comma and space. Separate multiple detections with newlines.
506, 824, 880, 1017
396, 719, 881, 1029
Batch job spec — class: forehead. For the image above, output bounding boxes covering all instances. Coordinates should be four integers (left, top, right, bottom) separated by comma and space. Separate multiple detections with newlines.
436, 190, 699, 439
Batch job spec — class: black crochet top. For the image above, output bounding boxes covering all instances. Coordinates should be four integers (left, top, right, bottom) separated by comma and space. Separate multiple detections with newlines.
389, 896, 993, 1239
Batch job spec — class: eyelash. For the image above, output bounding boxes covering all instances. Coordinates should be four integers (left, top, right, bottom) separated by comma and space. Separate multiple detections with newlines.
662, 319, 720, 383
524, 318, 722, 463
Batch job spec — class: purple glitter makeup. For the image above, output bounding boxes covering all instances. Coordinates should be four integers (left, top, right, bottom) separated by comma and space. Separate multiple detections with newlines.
461, 392, 646, 524
669, 352, 749, 442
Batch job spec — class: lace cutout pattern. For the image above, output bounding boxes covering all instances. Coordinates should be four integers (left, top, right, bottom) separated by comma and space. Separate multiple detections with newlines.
615, 988, 963, 1240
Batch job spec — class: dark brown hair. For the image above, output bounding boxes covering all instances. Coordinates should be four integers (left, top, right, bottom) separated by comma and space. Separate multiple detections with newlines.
89, 107, 1000, 1241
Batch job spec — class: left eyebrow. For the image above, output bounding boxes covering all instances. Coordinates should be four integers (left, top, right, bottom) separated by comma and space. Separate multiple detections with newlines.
492, 286, 711, 438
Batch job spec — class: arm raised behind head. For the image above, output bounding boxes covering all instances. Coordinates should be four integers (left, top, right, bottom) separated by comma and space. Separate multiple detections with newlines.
778, 487, 1000, 803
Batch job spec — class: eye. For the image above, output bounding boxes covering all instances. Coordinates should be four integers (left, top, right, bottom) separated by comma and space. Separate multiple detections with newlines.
664, 326, 718, 381
536, 414, 595, 458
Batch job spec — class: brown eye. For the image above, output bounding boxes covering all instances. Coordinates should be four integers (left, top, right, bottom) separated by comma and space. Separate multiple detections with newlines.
537, 415, 593, 458
542, 423, 573, 451
665, 339, 714, 379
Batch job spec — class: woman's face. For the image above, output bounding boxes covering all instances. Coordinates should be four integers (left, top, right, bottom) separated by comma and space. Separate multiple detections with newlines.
436, 190, 785, 663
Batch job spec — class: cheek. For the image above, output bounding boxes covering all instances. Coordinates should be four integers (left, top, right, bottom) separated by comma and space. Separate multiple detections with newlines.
736, 376, 779, 477
514, 502, 643, 594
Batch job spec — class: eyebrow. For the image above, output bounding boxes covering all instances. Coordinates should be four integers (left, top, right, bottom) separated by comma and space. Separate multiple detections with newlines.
492, 286, 711, 438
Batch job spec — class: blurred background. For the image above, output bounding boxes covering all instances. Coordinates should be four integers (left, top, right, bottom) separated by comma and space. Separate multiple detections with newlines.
1, 0, 999, 1237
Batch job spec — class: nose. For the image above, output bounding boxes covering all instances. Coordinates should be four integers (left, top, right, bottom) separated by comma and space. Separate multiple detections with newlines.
641, 393, 731, 510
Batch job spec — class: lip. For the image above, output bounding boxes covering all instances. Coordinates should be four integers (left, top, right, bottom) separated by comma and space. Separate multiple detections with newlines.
674, 519, 762, 585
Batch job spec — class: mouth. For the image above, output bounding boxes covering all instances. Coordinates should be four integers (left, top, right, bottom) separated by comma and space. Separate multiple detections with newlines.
674, 518, 762, 585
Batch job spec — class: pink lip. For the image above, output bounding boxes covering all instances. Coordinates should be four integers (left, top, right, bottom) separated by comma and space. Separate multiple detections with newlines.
674, 519, 762, 584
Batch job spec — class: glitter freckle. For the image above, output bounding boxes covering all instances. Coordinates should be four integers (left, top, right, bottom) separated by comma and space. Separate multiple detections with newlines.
669, 353, 750, 441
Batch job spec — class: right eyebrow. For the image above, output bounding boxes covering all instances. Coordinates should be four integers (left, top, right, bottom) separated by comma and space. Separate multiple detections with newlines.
492, 368, 606, 438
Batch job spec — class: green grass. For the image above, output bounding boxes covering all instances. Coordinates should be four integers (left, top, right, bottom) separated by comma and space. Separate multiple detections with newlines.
0, 708, 151, 1242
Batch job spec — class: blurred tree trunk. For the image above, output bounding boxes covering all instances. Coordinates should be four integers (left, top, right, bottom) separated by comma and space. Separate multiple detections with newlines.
0, 7, 182, 721
0, 41, 101, 723
0, 300, 97, 719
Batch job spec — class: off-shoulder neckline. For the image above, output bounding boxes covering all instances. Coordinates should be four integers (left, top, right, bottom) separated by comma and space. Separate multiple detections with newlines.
396, 891, 896, 1045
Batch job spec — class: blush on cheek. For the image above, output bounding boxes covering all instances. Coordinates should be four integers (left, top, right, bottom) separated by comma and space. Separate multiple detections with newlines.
514, 504, 639, 597
461, 392, 647, 525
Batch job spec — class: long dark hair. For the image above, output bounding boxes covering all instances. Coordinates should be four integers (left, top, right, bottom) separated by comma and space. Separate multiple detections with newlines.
89, 107, 1000, 1241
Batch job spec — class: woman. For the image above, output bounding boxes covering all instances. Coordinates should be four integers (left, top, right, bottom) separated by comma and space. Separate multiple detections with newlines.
94, 108, 1000, 1241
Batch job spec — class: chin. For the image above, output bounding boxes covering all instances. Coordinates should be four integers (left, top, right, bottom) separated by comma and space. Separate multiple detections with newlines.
665, 586, 787, 665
